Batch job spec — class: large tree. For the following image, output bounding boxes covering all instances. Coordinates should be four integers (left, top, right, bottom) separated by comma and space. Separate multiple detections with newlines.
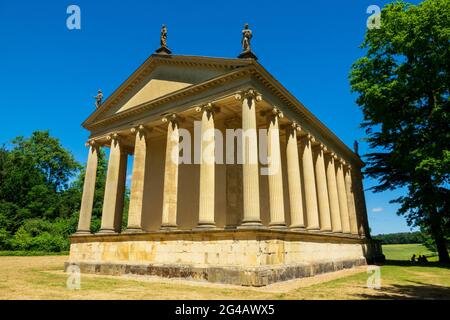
350, 0, 450, 262
0, 131, 81, 229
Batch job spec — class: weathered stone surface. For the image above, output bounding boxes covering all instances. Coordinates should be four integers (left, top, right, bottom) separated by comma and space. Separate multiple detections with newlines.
67, 229, 378, 286
65, 257, 367, 287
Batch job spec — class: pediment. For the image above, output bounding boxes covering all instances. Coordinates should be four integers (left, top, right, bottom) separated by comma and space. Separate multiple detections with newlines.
85, 55, 251, 125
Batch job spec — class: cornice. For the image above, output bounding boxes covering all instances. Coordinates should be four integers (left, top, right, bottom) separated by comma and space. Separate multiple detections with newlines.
82, 55, 363, 167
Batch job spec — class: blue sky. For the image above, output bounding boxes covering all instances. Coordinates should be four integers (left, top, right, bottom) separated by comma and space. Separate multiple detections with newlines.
0, 0, 420, 235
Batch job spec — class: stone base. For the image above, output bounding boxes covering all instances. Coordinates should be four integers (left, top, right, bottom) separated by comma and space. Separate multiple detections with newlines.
67, 229, 377, 286
65, 258, 366, 287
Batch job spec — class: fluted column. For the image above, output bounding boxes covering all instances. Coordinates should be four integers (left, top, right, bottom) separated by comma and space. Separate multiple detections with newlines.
336, 159, 351, 233
300, 134, 320, 230
313, 143, 332, 232
161, 114, 180, 230
266, 107, 286, 229
99, 134, 128, 234
236, 89, 262, 228
76, 141, 99, 234
353, 169, 370, 237
345, 165, 359, 235
286, 122, 305, 230
126, 125, 148, 233
196, 104, 216, 229
325, 152, 342, 233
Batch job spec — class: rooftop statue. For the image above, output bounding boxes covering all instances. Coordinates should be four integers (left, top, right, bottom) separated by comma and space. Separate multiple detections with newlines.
94, 89, 103, 108
155, 24, 172, 55
238, 23, 257, 60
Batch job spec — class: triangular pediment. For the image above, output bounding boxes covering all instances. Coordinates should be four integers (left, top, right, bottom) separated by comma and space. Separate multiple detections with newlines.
85, 55, 251, 125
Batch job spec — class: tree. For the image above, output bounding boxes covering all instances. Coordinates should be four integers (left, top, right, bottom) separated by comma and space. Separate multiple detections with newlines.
0, 131, 82, 250
350, 0, 450, 262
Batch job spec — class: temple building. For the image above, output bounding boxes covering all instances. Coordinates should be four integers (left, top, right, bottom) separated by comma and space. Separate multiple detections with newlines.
67, 25, 382, 286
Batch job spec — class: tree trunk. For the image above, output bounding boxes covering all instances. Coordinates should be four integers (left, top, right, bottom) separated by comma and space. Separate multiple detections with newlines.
430, 217, 450, 263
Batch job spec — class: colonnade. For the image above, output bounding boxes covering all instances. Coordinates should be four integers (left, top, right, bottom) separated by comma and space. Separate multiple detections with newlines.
76, 88, 365, 236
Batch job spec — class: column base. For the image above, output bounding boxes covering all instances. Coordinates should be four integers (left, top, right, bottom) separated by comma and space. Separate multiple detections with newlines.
195, 222, 216, 230
160, 224, 178, 231
289, 225, 306, 232
269, 223, 288, 230
320, 228, 333, 232
306, 227, 321, 232
237, 220, 264, 229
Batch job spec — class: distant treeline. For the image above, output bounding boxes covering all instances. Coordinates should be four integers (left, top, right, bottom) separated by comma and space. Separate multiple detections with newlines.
373, 232, 423, 244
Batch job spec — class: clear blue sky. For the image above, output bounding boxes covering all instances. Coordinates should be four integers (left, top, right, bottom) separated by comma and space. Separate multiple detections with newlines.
0, 0, 420, 235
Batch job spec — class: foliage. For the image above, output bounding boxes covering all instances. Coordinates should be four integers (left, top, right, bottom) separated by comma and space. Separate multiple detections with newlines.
373, 231, 423, 244
350, 0, 450, 262
0, 131, 112, 252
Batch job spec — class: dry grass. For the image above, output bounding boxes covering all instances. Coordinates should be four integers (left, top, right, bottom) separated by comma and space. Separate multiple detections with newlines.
0, 255, 449, 300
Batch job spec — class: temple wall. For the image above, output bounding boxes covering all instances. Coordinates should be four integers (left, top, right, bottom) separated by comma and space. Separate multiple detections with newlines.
69, 234, 367, 268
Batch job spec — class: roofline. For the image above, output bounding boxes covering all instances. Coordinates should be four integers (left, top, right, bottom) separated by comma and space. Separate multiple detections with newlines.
82, 54, 252, 126
82, 54, 362, 166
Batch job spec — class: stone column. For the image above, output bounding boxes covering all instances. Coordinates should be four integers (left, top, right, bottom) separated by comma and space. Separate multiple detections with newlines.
345, 165, 359, 235
236, 89, 262, 228
99, 134, 128, 234
196, 104, 216, 229
324, 153, 342, 233
126, 125, 148, 233
161, 114, 180, 230
353, 169, 370, 237
286, 122, 305, 230
336, 159, 351, 233
266, 107, 286, 229
300, 134, 320, 230
313, 143, 332, 232
76, 141, 99, 234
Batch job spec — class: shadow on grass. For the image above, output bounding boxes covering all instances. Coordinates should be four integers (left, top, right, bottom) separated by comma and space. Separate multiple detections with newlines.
357, 280, 450, 300
383, 259, 450, 270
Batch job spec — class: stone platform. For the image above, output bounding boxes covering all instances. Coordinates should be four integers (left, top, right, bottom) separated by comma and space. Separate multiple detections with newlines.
66, 229, 376, 286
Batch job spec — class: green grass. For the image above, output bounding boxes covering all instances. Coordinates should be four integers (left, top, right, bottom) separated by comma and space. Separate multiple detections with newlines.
0, 251, 69, 256
2, 249, 450, 299
382, 243, 437, 261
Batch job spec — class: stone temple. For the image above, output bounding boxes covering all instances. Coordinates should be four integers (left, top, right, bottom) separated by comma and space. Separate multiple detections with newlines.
67, 26, 383, 286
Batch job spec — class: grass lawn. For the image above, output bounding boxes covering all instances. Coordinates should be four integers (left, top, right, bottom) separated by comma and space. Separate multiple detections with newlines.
0, 244, 449, 300
382, 243, 437, 261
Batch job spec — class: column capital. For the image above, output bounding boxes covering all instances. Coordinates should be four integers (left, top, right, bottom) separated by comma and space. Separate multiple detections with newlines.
85, 139, 99, 148
313, 142, 327, 152
338, 158, 347, 167
234, 88, 262, 102
106, 133, 121, 143
195, 102, 220, 114
130, 124, 151, 137
299, 133, 315, 144
162, 113, 183, 124
261, 106, 284, 121
290, 121, 302, 132
283, 121, 302, 136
